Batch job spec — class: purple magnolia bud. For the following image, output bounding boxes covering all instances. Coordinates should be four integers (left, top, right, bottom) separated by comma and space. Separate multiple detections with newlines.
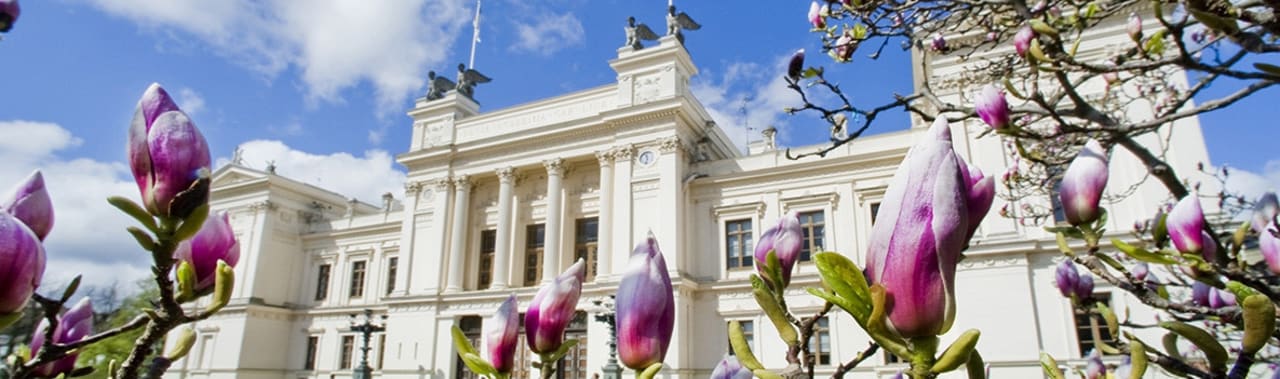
1209, 287, 1236, 309
1084, 350, 1106, 379
833, 32, 858, 62
974, 85, 1011, 130
865, 118, 968, 338
1059, 140, 1109, 226
1166, 196, 1205, 255
1014, 26, 1035, 57
485, 295, 519, 374
1192, 282, 1212, 307
127, 83, 212, 219
787, 49, 806, 81
710, 355, 753, 379
0, 0, 18, 33
30, 297, 93, 377
1075, 274, 1095, 300
1199, 231, 1218, 262
1055, 260, 1080, 298
958, 161, 994, 242
173, 211, 240, 291
616, 235, 675, 369
1260, 221, 1280, 274
1127, 12, 1143, 41
808, 1, 825, 29
1252, 192, 1279, 235
1131, 262, 1150, 282
526, 259, 586, 355
1113, 356, 1133, 379
931, 34, 947, 51
755, 212, 804, 287
2, 170, 53, 240
0, 212, 44, 314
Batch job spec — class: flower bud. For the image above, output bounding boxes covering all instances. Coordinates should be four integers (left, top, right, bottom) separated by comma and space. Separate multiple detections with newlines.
2, 170, 53, 240
808, 1, 825, 29
1166, 196, 1205, 255
0, 212, 44, 314
1192, 283, 1212, 307
1075, 273, 1094, 300
1132, 262, 1149, 282
1055, 260, 1080, 298
1208, 287, 1236, 309
833, 32, 858, 62
755, 212, 804, 287
1127, 12, 1143, 41
30, 297, 93, 377
526, 259, 586, 355
959, 161, 994, 242
0, 0, 18, 33
485, 295, 519, 374
616, 235, 675, 369
1014, 26, 1035, 56
1252, 192, 1279, 235
865, 118, 969, 338
710, 355, 752, 379
1260, 221, 1280, 274
931, 34, 947, 51
173, 211, 240, 292
974, 85, 1010, 130
787, 49, 805, 81
1084, 350, 1105, 379
1059, 140, 1109, 226
128, 83, 212, 219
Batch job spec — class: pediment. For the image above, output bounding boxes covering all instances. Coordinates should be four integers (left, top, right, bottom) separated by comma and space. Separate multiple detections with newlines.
210, 165, 268, 188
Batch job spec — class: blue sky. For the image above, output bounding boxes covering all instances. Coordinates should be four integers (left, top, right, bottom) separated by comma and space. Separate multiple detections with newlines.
0, 0, 1275, 289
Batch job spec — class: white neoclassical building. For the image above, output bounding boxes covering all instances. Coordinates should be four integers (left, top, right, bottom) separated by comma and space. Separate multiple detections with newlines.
167, 11, 1219, 379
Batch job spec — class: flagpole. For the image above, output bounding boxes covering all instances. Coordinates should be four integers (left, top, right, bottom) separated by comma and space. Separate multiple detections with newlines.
468, 0, 481, 69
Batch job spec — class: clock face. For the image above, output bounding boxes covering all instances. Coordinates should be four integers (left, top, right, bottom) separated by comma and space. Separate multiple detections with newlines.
638, 150, 657, 166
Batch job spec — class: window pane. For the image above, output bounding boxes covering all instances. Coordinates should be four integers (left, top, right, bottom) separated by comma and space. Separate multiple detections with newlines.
350, 261, 367, 298
316, 264, 331, 301
385, 257, 398, 295
725, 219, 753, 269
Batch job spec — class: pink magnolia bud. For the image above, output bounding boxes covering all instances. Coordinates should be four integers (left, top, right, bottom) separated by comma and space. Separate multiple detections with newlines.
1166, 195, 1205, 255
0, 0, 18, 33
1208, 287, 1236, 308
616, 235, 674, 369
958, 161, 994, 242
1084, 350, 1106, 379
0, 212, 43, 314
710, 355, 752, 379
127, 83, 212, 219
974, 85, 1010, 130
1127, 12, 1143, 41
30, 297, 93, 377
1260, 221, 1280, 274
1014, 26, 1035, 56
2, 170, 53, 240
174, 211, 240, 291
1102, 72, 1120, 85
865, 118, 969, 338
786, 49, 805, 81
1131, 262, 1150, 282
1252, 192, 1279, 234
1192, 282, 1212, 306
808, 1, 825, 29
484, 295, 519, 374
1059, 140, 1109, 226
526, 259, 586, 355
833, 32, 858, 62
754, 212, 804, 287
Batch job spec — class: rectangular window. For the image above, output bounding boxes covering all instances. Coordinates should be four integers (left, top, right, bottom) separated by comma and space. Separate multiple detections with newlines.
798, 211, 825, 262
304, 336, 319, 370
350, 261, 367, 298
727, 320, 754, 355
376, 334, 386, 369
575, 218, 599, 282
808, 317, 831, 365
315, 264, 331, 301
385, 257, 398, 295
339, 335, 355, 369
1074, 293, 1117, 355
524, 224, 546, 286
726, 219, 754, 269
478, 230, 496, 289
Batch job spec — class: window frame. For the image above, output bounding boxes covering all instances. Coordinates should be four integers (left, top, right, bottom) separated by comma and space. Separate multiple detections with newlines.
724, 218, 755, 270
796, 210, 826, 262
349, 260, 367, 298
1074, 292, 1118, 356
303, 335, 319, 370
384, 256, 398, 296
339, 335, 355, 370
315, 263, 332, 302
524, 224, 546, 286
477, 229, 497, 290
574, 217, 599, 282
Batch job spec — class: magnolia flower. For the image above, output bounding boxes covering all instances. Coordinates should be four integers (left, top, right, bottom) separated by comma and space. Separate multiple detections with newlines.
616, 235, 675, 369
1084, 350, 1106, 379
485, 295, 519, 374
959, 161, 994, 242
833, 32, 857, 62
755, 212, 804, 287
1260, 221, 1280, 274
974, 85, 1010, 130
1075, 274, 1095, 300
31, 297, 93, 377
865, 118, 972, 338
1166, 196, 1205, 255
808, 1, 825, 29
1059, 140, 1109, 226
526, 259, 586, 354
2, 170, 53, 240
0, 0, 18, 33
787, 49, 805, 81
1014, 26, 1035, 56
710, 355, 752, 379
1055, 260, 1080, 298
1132, 262, 1150, 282
1127, 12, 1143, 41
127, 83, 212, 219
1209, 287, 1236, 308
0, 212, 44, 315
1192, 282, 1212, 306
1252, 192, 1279, 234
174, 211, 240, 291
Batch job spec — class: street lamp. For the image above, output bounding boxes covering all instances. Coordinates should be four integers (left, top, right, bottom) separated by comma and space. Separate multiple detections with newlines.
348, 309, 387, 379
591, 296, 622, 379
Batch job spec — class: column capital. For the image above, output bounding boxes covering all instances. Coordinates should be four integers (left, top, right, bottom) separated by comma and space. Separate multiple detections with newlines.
612, 145, 635, 160
432, 178, 452, 191
496, 167, 517, 183
658, 136, 682, 153
404, 180, 426, 194
543, 158, 566, 176
452, 175, 472, 191
595, 150, 614, 166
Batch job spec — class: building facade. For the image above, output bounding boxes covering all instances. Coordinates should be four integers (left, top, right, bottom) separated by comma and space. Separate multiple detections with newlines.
167, 12, 1218, 379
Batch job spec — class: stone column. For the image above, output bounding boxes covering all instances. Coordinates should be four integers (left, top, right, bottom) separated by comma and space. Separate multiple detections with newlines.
424, 178, 453, 294
542, 159, 565, 283
611, 146, 635, 268
395, 181, 423, 295
492, 167, 516, 289
445, 175, 471, 292
595, 151, 614, 281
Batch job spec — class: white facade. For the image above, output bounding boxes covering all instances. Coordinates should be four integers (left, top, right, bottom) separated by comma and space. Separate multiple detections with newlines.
167, 17, 1218, 379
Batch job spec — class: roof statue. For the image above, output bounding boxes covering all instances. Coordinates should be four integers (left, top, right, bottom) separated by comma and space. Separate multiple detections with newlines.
624, 16, 660, 50
425, 70, 456, 101
455, 63, 491, 99
665, 5, 700, 43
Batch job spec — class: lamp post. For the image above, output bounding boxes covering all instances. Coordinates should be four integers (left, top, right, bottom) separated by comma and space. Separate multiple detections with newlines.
591, 296, 622, 379
348, 309, 387, 379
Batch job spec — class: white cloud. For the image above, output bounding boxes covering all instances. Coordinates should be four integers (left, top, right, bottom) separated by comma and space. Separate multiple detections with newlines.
218, 140, 406, 203
0, 121, 150, 292
87, 0, 472, 113
511, 12, 585, 56
1224, 160, 1280, 203
176, 87, 206, 116
691, 56, 812, 152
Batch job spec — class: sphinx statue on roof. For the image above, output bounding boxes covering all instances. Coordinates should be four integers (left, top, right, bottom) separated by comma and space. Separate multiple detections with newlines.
624, 16, 660, 50
665, 5, 700, 43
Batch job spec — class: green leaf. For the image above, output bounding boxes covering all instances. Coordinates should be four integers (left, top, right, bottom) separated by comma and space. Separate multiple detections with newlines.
1255, 63, 1280, 78
752, 369, 784, 379
636, 363, 663, 379
203, 261, 234, 314
544, 339, 581, 364
1030, 20, 1059, 37
452, 326, 497, 377
107, 196, 159, 233
60, 275, 82, 304
813, 252, 872, 325
766, 249, 787, 292
1161, 332, 1180, 358
751, 275, 798, 345
966, 350, 986, 379
1095, 303, 1119, 340
1241, 294, 1276, 355
172, 204, 210, 243
1160, 321, 1227, 371
175, 261, 198, 303
1112, 239, 1176, 264
801, 67, 822, 79
0, 311, 22, 330
1143, 29, 1167, 56
1040, 352, 1064, 379
932, 329, 981, 374
728, 321, 765, 370
1128, 339, 1148, 379
126, 226, 158, 251
1189, 9, 1239, 34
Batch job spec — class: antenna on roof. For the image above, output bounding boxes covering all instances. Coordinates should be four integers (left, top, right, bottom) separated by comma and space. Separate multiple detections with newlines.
738, 95, 754, 153
468, 0, 482, 69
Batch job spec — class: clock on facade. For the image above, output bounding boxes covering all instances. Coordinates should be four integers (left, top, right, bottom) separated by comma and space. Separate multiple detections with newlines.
637, 150, 657, 166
